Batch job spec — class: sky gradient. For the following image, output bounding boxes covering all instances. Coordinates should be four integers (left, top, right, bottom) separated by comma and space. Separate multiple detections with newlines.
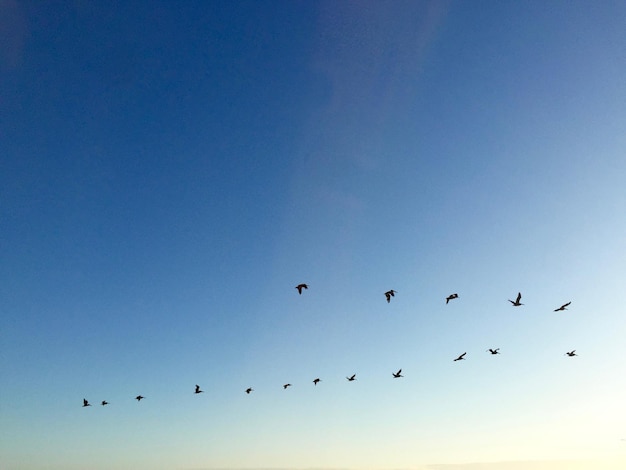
1, 1, 625, 469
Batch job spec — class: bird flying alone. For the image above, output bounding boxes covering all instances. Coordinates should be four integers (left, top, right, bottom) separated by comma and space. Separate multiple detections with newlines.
554, 301, 571, 312
82, 399, 91, 407
295, 283, 308, 295
446, 293, 458, 304
195, 385, 203, 394
135, 395, 144, 401
487, 348, 500, 355
101, 400, 109, 406
565, 350, 577, 357
313, 378, 321, 386
283, 383, 291, 389
385, 290, 397, 303
392, 369, 403, 378
509, 292, 523, 306
346, 374, 356, 381
245, 388, 253, 394
454, 352, 467, 361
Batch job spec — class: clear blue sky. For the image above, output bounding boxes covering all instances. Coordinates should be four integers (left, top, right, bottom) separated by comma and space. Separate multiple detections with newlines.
1, 1, 625, 469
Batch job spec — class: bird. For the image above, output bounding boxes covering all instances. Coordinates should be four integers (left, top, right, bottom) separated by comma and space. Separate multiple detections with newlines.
565, 350, 577, 357
245, 387, 253, 394
135, 395, 144, 401
509, 292, 523, 306
554, 301, 571, 312
283, 383, 291, 389
346, 374, 356, 381
487, 348, 500, 355
101, 400, 109, 406
313, 378, 321, 386
384, 290, 397, 303
82, 399, 91, 407
392, 369, 403, 378
194, 385, 203, 394
446, 293, 459, 304
454, 352, 467, 361
295, 283, 308, 294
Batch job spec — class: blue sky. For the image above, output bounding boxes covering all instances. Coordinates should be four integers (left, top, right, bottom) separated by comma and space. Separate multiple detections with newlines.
1, 1, 625, 469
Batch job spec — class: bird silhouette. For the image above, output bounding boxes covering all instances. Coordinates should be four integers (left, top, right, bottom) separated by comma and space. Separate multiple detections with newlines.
195, 385, 203, 394
446, 293, 459, 304
385, 290, 397, 303
392, 369, 403, 378
554, 301, 571, 312
313, 378, 321, 386
346, 374, 356, 381
509, 292, 523, 306
101, 400, 109, 406
487, 348, 500, 355
283, 383, 291, 389
565, 350, 577, 357
245, 387, 253, 394
82, 399, 91, 407
454, 352, 467, 361
135, 395, 144, 401
295, 283, 308, 294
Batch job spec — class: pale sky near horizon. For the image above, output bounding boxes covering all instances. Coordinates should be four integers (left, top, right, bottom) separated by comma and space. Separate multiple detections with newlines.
1, 1, 625, 470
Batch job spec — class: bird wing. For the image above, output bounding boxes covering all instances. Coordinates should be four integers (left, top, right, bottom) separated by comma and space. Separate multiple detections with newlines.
516, 292, 522, 303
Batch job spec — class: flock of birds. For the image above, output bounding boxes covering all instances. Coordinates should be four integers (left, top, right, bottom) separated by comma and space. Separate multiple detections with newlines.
81, 284, 577, 408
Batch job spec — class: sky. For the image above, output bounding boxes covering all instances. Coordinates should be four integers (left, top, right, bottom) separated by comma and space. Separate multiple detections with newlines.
1, 1, 626, 469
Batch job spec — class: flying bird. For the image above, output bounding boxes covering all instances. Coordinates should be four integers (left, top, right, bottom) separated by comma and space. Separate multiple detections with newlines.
245, 387, 253, 394
446, 293, 458, 304
135, 395, 144, 401
313, 378, 321, 386
565, 350, 577, 357
295, 283, 308, 294
487, 348, 500, 355
346, 374, 356, 381
384, 290, 397, 303
454, 352, 467, 361
195, 385, 203, 394
392, 369, 403, 378
554, 301, 571, 312
82, 399, 91, 407
101, 400, 109, 406
283, 383, 291, 389
509, 292, 523, 306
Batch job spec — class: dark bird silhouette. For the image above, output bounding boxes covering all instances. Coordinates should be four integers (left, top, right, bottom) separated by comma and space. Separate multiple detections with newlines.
82, 399, 91, 407
487, 348, 500, 355
392, 369, 403, 378
313, 378, 321, 386
195, 385, 203, 394
565, 350, 577, 357
346, 374, 356, 381
295, 283, 308, 294
446, 293, 459, 304
453, 352, 467, 361
283, 383, 291, 389
509, 292, 523, 306
245, 387, 253, 394
385, 290, 397, 303
554, 301, 571, 312
101, 400, 109, 406
135, 395, 144, 401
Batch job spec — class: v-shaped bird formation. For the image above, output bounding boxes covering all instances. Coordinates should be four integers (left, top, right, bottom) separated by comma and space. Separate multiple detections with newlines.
82, 285, 577, 407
